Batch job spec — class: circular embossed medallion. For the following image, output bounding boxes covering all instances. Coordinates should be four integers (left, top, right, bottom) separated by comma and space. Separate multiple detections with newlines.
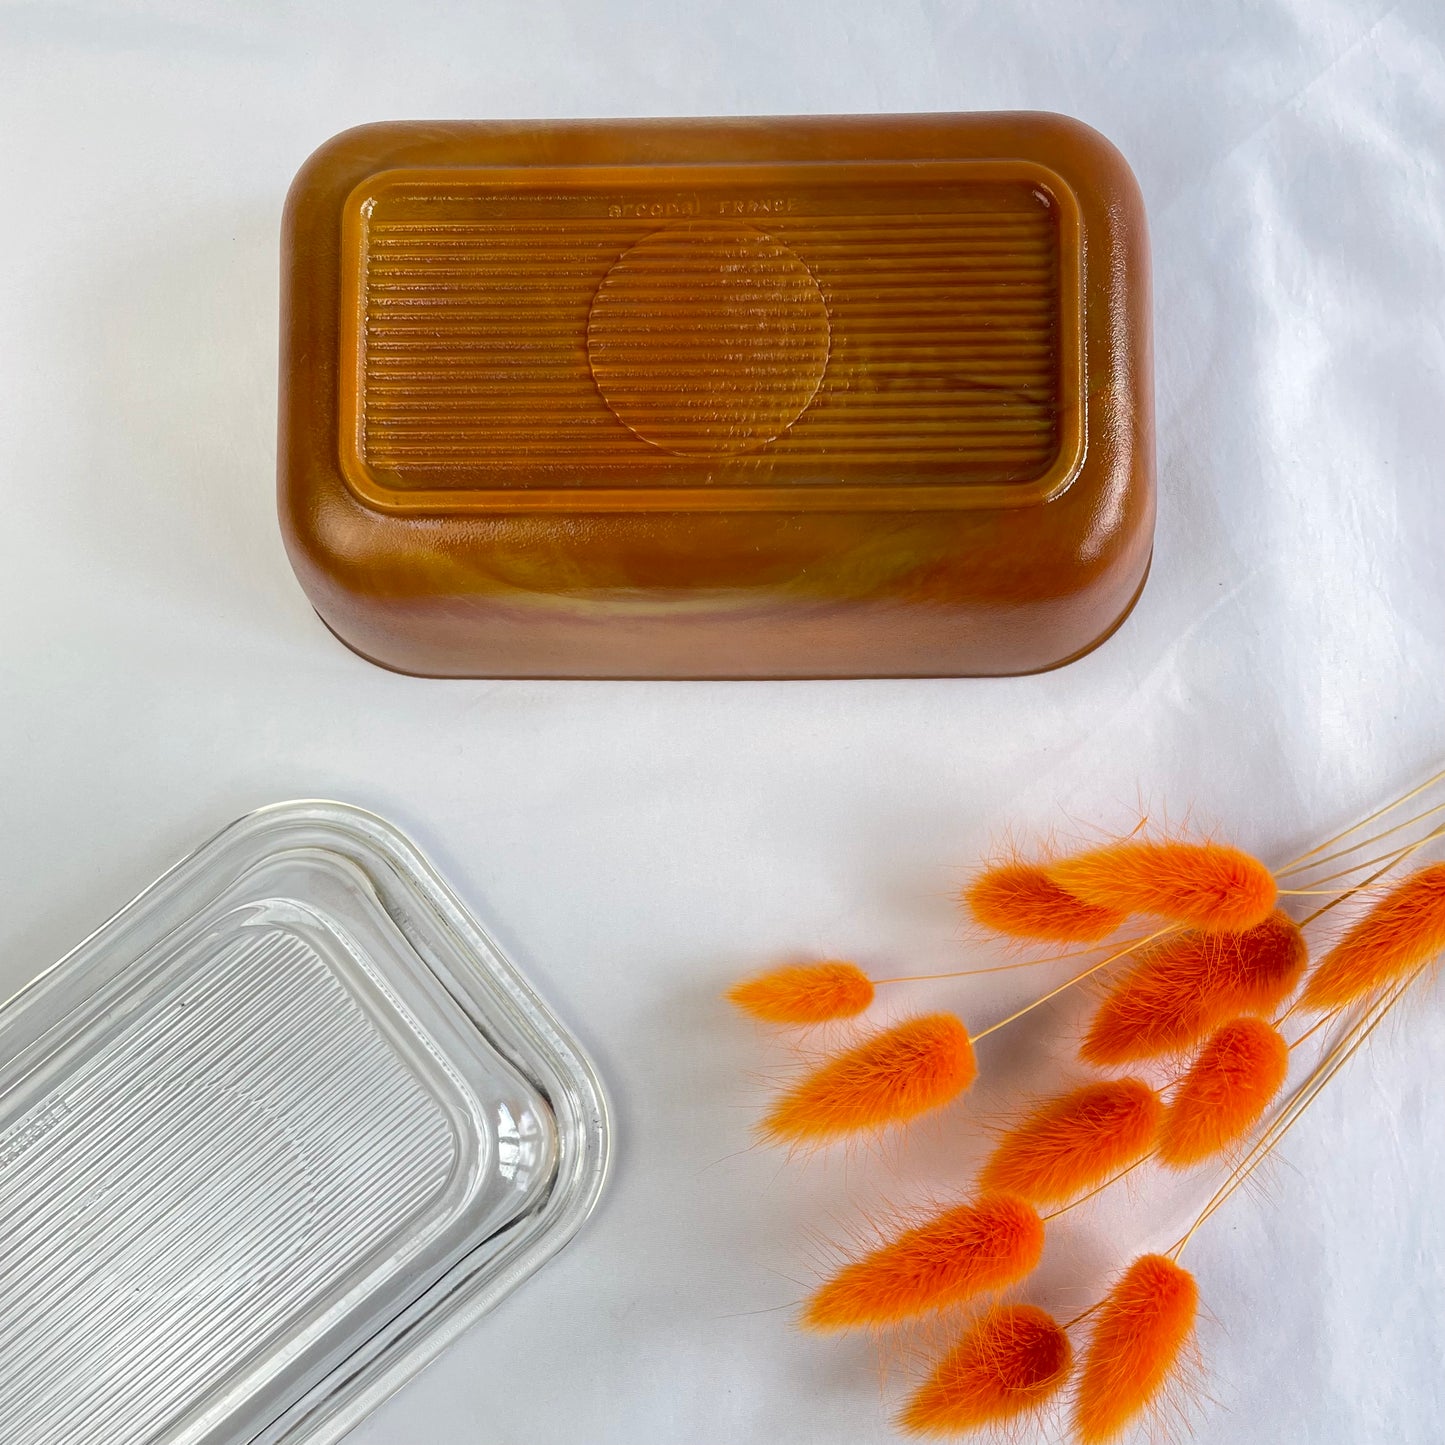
587, 224, 831, 456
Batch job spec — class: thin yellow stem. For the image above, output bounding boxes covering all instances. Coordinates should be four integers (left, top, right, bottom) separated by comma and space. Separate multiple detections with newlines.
1177, 1005, 1388, 1250
1287, 1012, 1334, 1049
1280, 825, 1445, 891
1176, 991, 1393, 1253
1184, 1005, 1387, 1242
1277, 803, 1445, 880
1276, 766, 1445, 873
1299, 892, 1362, 929
1172, 1081, 1318, 1257
1171, 970, 1420, 1259
968, 926, 1179, 1043
872, 937, 1136, 985
1061, 1299, 1105, 1332
1042, 1153, 1154, 1220
1297, 831, 1444, 928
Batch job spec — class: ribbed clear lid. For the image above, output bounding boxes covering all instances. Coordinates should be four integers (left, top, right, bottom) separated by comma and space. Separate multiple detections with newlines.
0, 802, 610, 1444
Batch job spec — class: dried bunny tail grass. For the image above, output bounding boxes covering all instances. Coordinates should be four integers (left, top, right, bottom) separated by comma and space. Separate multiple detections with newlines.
1175, 959, 1428, 1260
1047, 840, 1277, 933
1157, 1018, 1289, 1169
1302, 861, 1445, 1012
727, 961, 875, 1025
1080, 910, 1307, 1066
978, 1079, 1163, 1206
900, 1303, 1073, 1436
804, 1193, 1043, 1331
761, 1014, 977, 1146
1073, 1254, 1199, 1445
964, 860, 1128, 943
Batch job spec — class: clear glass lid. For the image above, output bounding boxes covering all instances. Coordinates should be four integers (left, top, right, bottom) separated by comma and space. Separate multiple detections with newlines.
0, 801, 610, 1444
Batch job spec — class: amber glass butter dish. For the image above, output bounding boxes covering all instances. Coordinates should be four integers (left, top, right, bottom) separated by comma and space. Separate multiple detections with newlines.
279, 114, 1153, 677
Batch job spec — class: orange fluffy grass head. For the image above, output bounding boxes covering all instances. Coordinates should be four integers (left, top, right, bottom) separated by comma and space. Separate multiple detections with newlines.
900, 1302, 1073, 1436
1074, 1253, 1199, 1445
1081, 910, 1307, 1066
978, 1079, 1162, 1206
964, 860, 1127, 943
804, 1193, 1043, 1332
1158, 1017, 1289, 1169
727, 960, 875, 1025
1302, 861, 1445, 1013
1047, 839, 1277, 933
761, 1013, 977, 1146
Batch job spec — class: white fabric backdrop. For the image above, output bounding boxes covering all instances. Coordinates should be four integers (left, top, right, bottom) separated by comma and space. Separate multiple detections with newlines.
1, 2, 1443, 1441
